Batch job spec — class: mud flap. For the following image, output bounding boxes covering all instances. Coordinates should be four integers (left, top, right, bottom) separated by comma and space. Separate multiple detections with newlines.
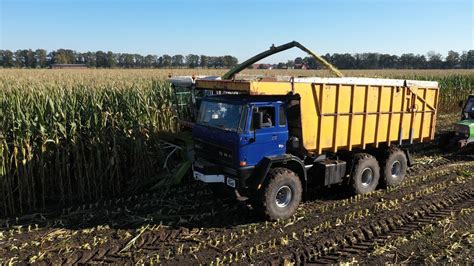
252, 155, 307, 191
253, 157, 273, 190
405, 149, 414, 167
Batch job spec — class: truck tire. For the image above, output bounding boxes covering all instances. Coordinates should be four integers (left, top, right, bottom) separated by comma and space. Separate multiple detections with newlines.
351, 153, 380, 194
380, 147, 407, 187
253, 168, 302, 221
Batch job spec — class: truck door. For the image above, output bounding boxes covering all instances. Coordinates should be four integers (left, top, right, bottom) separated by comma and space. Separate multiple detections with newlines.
240, 104, 288, 166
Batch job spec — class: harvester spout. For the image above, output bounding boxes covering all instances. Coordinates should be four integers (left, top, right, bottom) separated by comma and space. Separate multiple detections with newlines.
221, 41, 344, 80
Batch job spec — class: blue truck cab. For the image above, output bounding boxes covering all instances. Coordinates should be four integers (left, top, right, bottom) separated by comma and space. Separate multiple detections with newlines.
193, 95, 288, 183
192, 94, 311, 220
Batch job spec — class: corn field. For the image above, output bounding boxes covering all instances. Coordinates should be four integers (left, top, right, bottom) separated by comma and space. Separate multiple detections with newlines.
0, 69, 473, 216
0, 70, 177, 216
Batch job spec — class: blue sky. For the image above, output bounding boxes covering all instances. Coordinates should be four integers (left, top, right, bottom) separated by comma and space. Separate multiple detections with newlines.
0, 0, 473, 63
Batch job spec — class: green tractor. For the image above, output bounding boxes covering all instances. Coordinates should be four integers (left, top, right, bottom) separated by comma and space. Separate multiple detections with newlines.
440, 95, 474, 151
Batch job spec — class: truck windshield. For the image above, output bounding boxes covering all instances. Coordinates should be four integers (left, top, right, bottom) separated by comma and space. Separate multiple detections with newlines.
197, 101, 247, 132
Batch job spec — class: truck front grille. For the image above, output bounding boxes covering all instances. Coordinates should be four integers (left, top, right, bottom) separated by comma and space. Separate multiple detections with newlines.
194, 139, 234, 164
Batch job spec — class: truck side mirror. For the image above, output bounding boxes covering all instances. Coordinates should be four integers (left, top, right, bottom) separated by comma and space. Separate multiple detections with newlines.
459, 100, 464, 108
252, 111, 263, 130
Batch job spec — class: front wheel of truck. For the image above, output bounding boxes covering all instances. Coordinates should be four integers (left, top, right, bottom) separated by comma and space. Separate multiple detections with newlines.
252, 167, 302, 221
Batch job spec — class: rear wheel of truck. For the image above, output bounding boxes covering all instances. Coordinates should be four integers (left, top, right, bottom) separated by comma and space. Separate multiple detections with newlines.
380, 147, 407, 187
351, 153, 380, 194
253, 168, 302, 221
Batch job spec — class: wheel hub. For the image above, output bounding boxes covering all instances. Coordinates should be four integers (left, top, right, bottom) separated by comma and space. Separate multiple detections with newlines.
391, 161, 402, 179
361, 167, 373, 187
275, 185, 292, 208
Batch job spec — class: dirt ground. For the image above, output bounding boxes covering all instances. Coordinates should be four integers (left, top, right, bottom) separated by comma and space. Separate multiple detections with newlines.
1, 113, 473, 264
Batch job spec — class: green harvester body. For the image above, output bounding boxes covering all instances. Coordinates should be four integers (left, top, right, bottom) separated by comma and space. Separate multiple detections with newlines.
445, 94, 474, 150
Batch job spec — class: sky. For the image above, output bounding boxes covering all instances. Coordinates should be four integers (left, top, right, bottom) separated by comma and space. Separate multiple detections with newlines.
0, 0, 473, 63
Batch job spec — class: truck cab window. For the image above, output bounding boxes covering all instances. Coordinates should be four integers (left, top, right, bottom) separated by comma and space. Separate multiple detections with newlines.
260, 107, 275, 128
279, 105, 286, 126
238, 105, 249, 132
250, 106, 275, 130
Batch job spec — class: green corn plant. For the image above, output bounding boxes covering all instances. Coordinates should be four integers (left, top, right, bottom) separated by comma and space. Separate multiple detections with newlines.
0, 69, 177, 216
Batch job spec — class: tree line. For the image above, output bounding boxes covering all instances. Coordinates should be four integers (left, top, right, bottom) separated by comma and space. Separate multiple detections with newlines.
0, 49, 239, 69
0, 48, 473, 69
278, 50, 474, 69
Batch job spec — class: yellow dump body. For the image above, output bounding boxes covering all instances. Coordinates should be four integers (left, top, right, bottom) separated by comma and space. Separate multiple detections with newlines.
196, 77, 439, 154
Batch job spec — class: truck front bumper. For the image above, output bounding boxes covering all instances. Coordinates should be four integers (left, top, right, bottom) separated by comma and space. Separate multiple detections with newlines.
193, 170, 225, 183
193, 170, 238, 188
192, 159, 253, 189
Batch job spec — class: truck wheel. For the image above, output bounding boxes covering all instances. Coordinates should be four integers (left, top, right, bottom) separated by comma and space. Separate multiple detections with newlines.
209, 183, 235, 199
351, 153, 380, 194
253, 168, 302, 221
380, 147, 407, 187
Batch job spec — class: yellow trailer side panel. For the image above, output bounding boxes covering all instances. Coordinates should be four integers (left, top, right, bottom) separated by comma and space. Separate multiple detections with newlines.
293, 83, 438, 154
295, 84, 438, 153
